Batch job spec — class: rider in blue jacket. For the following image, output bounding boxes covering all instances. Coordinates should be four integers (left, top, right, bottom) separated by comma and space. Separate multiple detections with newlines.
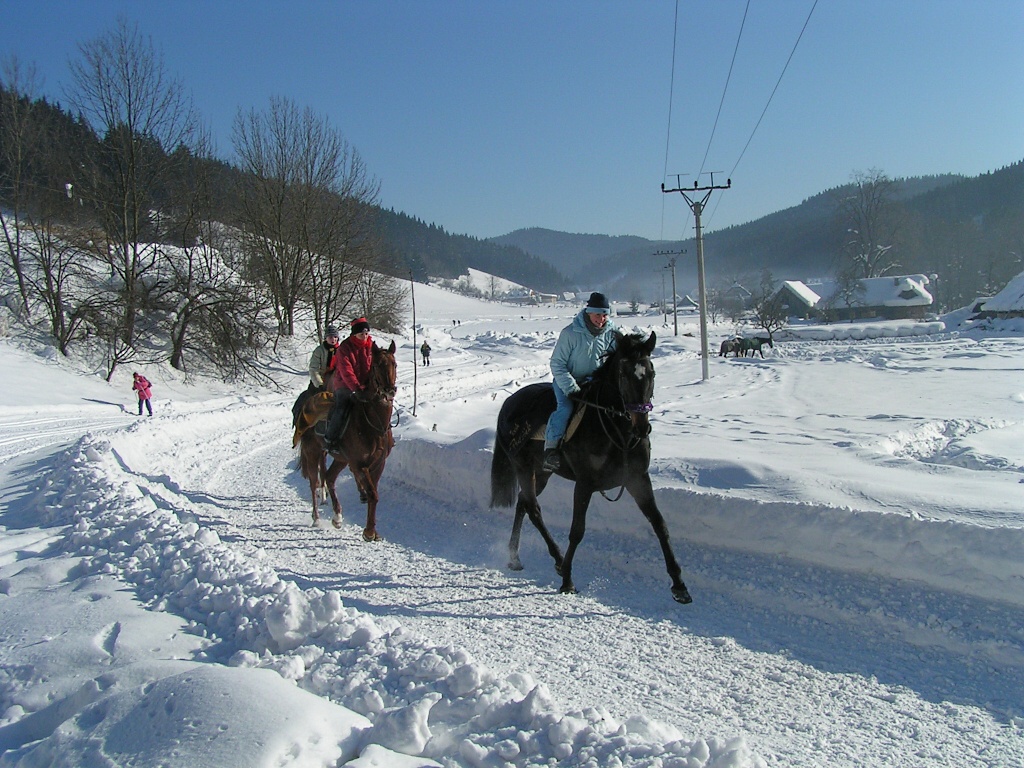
543, 292, 618, 472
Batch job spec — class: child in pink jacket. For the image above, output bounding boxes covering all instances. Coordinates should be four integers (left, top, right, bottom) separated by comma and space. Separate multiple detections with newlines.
132, 372, 153, 416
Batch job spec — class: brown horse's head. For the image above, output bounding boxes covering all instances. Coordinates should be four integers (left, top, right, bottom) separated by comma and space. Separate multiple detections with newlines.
368, 340, 398, 403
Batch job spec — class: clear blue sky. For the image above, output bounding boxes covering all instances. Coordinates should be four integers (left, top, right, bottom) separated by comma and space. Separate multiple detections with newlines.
2, 0, 1021, 241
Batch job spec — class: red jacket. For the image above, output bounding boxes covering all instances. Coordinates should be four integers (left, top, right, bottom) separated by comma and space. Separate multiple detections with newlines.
132, 375, 152, 400
329, 335, 373, 391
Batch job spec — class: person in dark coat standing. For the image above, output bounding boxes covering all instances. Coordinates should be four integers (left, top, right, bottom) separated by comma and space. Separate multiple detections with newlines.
132, 372, 153, 416
420, 341, 432, 366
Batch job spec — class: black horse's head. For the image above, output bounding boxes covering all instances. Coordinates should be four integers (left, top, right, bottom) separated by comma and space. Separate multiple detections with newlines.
593, 331, 657, 436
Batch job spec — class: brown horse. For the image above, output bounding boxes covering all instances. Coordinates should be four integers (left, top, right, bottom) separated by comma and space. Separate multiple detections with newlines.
293, 340, 397, 541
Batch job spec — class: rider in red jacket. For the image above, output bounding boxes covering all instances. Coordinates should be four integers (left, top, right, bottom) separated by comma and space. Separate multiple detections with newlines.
324, 318, 373, 449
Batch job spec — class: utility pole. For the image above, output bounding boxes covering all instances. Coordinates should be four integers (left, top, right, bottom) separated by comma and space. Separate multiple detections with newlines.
662, 173, 731, 381
654, 249, 685, 336
660, 271, 667, 325
409, 271, 417, 417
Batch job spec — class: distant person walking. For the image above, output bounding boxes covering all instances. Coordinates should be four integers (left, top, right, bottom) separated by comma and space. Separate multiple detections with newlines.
132, 372, 153, 416
420, 341, 432, 366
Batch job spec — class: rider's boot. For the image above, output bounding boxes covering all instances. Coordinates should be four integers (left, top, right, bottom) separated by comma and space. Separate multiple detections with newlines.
541, 444, 561, 473
323, 405, 344, 451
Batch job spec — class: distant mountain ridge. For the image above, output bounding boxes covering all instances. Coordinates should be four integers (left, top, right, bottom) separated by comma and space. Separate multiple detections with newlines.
484, 165, 1023, 309
487, 229, 666, 280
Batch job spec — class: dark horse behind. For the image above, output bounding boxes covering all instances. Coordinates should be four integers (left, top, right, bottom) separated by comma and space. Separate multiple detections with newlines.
293, 340, 397, 541
490, 331, 692, 604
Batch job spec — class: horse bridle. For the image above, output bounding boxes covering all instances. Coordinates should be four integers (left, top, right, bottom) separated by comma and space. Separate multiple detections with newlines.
577, 355, 654, 449
362, 357, 399, 434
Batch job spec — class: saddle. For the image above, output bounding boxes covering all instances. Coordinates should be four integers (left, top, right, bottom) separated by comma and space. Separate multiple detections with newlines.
500, 382, 587, 455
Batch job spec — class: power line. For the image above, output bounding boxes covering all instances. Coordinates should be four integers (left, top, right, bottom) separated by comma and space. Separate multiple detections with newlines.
705, 0, 819, 227
697, 0, 751, 179
727, 0, 819, 180
659, 0, 680, 241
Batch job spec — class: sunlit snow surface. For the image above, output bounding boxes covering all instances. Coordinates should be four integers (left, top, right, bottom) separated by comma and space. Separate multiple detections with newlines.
1, 290, 1022, 767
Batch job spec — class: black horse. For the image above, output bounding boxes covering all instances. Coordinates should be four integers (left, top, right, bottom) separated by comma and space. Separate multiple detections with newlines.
490, 331, 692, 604
741, 336, 774, 358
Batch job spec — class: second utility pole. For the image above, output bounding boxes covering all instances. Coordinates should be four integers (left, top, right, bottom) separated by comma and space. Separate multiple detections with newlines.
655, 249, 686, 336
662, 173, 731, 381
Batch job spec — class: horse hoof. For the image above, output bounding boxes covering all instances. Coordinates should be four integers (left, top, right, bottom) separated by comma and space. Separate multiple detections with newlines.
508, 559, 524, 572
558, 584, 577, 595
362, 530, 382, 542
672, 585, 693, 604
332, 516, 342, 529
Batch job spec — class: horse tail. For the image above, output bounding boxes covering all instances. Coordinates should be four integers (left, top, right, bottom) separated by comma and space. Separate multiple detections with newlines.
490, 434, 519, 508
297, 433, 316, 481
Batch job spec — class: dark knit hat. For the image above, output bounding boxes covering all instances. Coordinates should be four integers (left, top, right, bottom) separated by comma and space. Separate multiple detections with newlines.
584, 292, 610, 314
350, 317, 371, 334
325, 325, 340, 338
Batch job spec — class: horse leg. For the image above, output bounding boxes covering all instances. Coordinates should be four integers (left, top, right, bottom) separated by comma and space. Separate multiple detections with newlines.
512, 494, 565, 575
625, 471, 692, 604
355, 462, 383, 542
309, 474, 320, 526
508, 497, 528, 570
301, 440, 326, 525
558, 483, 594, 594
509, 467, 564, 574
325, 457, 346, 528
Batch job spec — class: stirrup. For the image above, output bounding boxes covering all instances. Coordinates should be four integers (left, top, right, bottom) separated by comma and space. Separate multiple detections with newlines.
541, 448, 561, 473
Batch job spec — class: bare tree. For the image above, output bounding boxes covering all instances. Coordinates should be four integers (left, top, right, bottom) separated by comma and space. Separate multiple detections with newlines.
67, 17, 197, 375
834, 169, 903, 279
817, 262, 868, 323
356, 266, 409, 333
158, 130, 267, 379
232, 96, 385, 338
0, 57, 42, 317
749, 270, 788, 340
704, 287, 723, 325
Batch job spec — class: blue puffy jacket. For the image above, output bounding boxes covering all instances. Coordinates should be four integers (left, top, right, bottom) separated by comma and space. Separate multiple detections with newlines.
550, 310, 619, 395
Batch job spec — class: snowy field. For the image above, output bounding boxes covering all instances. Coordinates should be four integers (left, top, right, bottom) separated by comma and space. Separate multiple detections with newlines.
0, 284, 1022, 767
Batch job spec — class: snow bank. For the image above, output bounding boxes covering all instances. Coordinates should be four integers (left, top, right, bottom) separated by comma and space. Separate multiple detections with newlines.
20, 435, 765, 767
776, 320, 946, 341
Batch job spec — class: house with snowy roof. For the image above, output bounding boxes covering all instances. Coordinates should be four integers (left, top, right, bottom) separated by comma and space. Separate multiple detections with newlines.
774, 275, 934, 321
721, 282, 753, 313
979, 270, 1024, 318
775, 280, 821, 319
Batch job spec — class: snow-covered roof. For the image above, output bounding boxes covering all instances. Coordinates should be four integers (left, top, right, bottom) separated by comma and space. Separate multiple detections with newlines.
810, 274, 933, 309
982, 270, 1024, 312
723, 282, 752, 298
780, 280, 821, 307
679, 294, 699, 308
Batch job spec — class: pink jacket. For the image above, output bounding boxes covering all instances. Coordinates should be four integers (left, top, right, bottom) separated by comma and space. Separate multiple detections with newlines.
133, 375, 152, 401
